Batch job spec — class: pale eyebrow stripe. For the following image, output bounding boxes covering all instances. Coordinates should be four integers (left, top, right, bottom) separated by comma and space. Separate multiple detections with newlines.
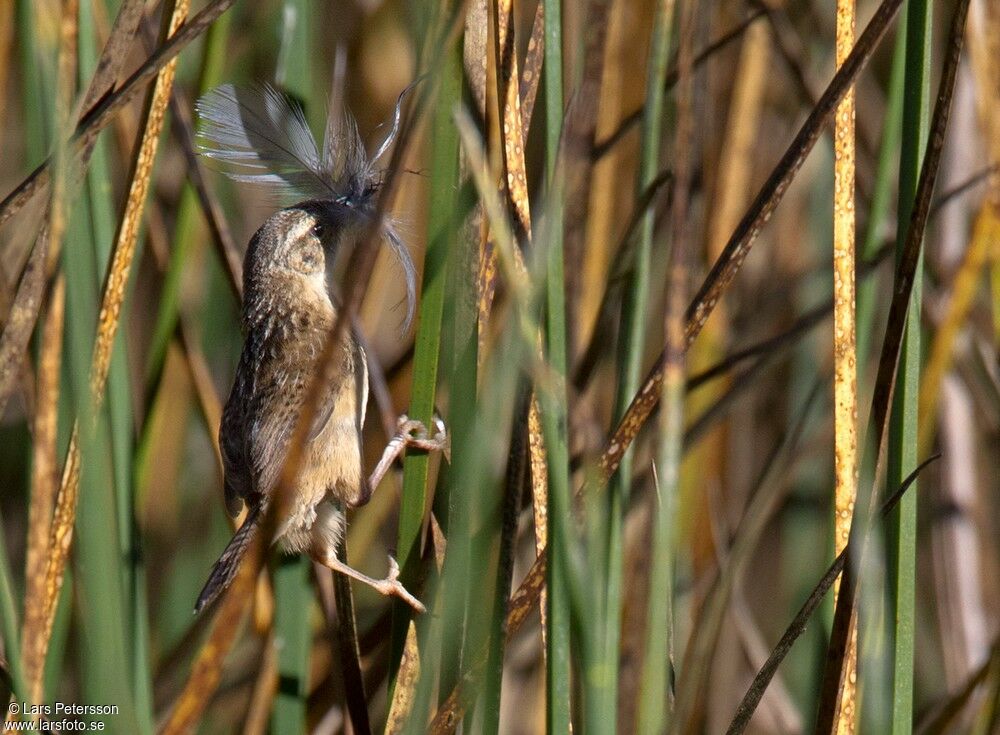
287, 215, 313, 241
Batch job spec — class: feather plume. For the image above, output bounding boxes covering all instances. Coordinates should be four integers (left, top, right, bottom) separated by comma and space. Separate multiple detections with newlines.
196, 83, 417, 330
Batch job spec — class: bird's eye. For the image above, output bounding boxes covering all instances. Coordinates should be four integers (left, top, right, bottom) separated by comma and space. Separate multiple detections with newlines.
311, 222, 325, 239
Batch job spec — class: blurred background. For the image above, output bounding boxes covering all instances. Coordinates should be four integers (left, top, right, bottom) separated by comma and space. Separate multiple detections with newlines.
0, 0, 997, 733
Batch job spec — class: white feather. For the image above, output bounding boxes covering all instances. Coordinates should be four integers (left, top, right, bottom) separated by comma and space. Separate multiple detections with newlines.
197, 82, 419, 331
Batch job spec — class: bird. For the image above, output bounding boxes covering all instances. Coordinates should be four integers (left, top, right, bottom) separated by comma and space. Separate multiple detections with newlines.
191, 83, 428, 615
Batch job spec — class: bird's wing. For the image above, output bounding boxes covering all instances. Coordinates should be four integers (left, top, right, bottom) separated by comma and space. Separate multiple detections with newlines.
304, 332, 367, 444
242, 324, 368, 504
220, 350, 252, 517
246, 354, 313, 500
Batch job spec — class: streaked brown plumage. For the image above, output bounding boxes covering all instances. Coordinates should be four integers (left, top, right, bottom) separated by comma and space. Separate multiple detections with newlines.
194, 201, 420, 613
192, 83, 428, 614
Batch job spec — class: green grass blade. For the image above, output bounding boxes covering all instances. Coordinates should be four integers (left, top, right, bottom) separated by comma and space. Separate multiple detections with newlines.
540, 0, 573, 729
856, 25, 906, 378
444, 171, 480, 732
0, 507, 26, 700
76, 3, 149, 727
888, 1, 932, 732
599, 0, 674, 730
271, 556, 313, 732
15, 0, 54, 164
389, 26, 462, 703
857, 22, 906, 735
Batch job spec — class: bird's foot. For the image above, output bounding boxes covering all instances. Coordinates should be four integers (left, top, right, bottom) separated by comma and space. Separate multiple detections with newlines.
320, 554, 425, 613
370, 557, 425, 613
395, 414, 449, 456
367, 414, 449, 493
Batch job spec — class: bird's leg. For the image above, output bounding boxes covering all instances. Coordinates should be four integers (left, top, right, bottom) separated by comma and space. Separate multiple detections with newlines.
367, 414, 449, 492
317, 554, 425, 613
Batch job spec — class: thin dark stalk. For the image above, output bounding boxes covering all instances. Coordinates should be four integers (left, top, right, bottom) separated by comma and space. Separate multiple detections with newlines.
596, 0, 905, 488
573, 168, 673, 391
426, 4, 906, 725
929, 164, 999, 217
814, 1, 970, 728
482, 385, 531, 728
591, 9, 766, 160
0, 0, 236, 226
333, 551, 372, 735
166, 91, 243, 299
725, 454, 940, 735
678, 380, 825, 734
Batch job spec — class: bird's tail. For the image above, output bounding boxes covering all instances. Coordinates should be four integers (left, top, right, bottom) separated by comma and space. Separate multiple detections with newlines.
194, 505, 262, 614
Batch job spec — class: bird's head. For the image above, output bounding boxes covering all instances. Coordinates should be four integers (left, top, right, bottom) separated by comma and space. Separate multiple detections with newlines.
243, 201, 353, 314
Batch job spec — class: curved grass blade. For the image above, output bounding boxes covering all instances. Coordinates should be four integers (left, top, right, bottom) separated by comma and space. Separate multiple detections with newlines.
637, 0, 687, 731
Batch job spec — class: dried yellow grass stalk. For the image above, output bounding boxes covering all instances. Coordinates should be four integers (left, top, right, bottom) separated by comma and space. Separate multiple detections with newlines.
580, 0, 653, 346
466, 2, 549, 640
241, 633, 278, 735
967, 1, 1000, 345
705, 22, 769, 255
967, 0, 999, 164
19, 0, 78, 703
27, 423, 79, 701
91, 1, 189, 404
160, 553, 256, 734
833, 0, 858, 732
496, 0, 549, 656
527, 402, 548, 554
385, 621, 421, 733
24, 0, 191, 703
471, 0, 549, 635
22, 275, 64, 650
492, 0, 548, 569
917, 202, 999, 454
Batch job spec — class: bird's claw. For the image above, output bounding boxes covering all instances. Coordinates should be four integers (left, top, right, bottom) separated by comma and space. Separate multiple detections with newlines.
366, 415, 449, 495
380, 556, 425, 613
396, 414, 449, 457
